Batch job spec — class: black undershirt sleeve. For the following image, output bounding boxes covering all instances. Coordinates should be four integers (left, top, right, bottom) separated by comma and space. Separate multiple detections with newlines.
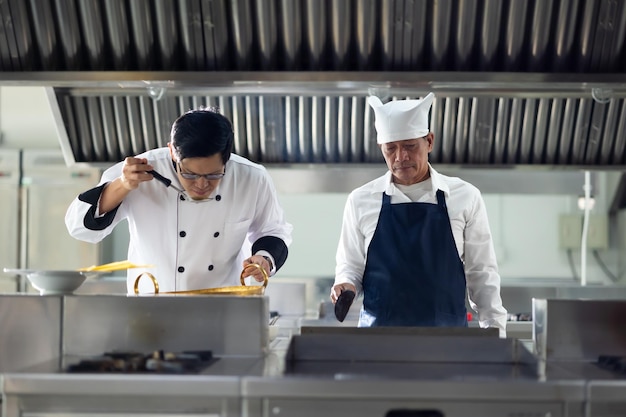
77, 183, 120, 230
251, 236, 289, 271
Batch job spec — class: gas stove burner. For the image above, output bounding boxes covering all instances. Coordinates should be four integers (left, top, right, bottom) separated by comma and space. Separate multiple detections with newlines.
66, 350, 215, 374
596, 355, 626, 375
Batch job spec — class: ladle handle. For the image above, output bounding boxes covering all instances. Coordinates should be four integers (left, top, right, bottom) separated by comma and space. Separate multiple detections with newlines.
134, 272, 159, 294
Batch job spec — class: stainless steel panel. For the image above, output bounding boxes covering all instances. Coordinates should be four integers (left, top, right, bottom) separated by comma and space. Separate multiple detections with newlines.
47, 81, 626, 169
29, 0, 57, 70
528, 0, 554, 72
103, 0, 131, 70
154, 1, 178, 70
267, 165, 596, 194
546, 98, 564, 164
86, 96, 106, 161
503, 0, 528, 70
455, 0, 477, 70
559, 98, 577, 163
77, 0, 106, 70
600, 99, 621, 165
533, 98, 550, 163
354, 0, 376, 70
53, 0, 82, 70
2, 375, 241, 417
454, 97, 470, 163
244, 97, 259, 158
279, 0, 302, 70
614, 102, 626, 164
0, 295, 61, 372
231, 0, 254, 70
519, 98, 537, 164
247, 397, 567, 417
588, 381, 626, 416
285, 333, 530, 364
586, 100, 608, 164
243, 378, 584, 417
6, 0, 33, 70
329, 0, 350, 70
62, 295, 269, 357
128, 0, 154, 70
303, 0, 326, 70
572, 99, 593, 164
533, 298, 626, 362
3, 0, 625, 75
553, 0, 581, 71
492, 98, 508, 164
259, 96, 285, 163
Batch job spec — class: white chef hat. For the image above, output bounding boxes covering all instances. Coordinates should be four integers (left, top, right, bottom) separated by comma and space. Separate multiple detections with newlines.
368, 92, 435, 144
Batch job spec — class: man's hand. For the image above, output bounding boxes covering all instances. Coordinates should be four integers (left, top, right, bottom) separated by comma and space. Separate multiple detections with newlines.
330, 282, 357, 304
242, 255, 271, 282
120, 157, 154, 190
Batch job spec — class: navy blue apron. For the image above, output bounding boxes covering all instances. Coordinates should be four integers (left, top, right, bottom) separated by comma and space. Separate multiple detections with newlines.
360, 189, 467, 327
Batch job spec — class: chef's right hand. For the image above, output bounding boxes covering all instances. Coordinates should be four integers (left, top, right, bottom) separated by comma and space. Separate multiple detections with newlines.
330, 283, 356, 304
120, 157, 154, 190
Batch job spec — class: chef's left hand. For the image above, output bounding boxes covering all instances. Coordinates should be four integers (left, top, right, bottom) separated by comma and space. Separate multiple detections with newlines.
242, 255, 270, 282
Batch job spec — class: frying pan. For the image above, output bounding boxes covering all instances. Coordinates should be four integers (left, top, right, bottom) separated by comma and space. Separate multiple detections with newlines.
133, 263, 268, 296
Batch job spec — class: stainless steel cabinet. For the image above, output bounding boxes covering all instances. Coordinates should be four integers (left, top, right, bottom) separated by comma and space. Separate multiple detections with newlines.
0, 150, 20, 293
18, 150, 103, 292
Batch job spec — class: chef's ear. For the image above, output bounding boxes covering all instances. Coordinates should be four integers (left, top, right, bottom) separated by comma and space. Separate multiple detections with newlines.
424, 132, 435, 152
167, 142, 180, 161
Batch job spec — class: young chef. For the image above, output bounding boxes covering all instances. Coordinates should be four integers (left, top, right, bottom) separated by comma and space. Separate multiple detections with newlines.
66, 107, 292, 294
330, 93, 507, 337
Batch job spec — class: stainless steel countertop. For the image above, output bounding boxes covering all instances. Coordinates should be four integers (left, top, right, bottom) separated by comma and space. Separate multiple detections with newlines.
3, 335, 624, 397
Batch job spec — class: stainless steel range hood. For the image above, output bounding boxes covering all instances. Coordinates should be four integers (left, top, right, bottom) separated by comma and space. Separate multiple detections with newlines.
1, 0, 626, 171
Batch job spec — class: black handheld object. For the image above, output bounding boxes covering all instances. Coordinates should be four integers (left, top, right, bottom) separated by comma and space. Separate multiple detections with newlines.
148, 170, 172, 187
334, 290, 356, 322
148, 170, 184, 193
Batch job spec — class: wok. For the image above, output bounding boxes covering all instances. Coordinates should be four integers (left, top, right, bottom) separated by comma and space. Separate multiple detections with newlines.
3, 261, 154, 295
2, 268, 104, 295
133, 263, 268, 296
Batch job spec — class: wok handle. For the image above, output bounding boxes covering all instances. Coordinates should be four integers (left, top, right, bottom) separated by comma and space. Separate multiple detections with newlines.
133, 272, 159, 294
240, 263, 268, 288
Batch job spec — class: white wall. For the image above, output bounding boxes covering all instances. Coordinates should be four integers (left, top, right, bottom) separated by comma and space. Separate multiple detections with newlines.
0, 87, 59, 149
1, 86, 622, 286
276, 189, 620, 286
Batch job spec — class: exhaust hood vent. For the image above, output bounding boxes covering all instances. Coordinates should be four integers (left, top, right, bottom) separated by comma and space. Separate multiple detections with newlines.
49, 89, 626, 168
2, 0, 626, 169
1, 0, 624, 73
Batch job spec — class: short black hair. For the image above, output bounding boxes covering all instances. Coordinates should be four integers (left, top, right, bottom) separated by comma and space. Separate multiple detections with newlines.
170, 107, 234, 164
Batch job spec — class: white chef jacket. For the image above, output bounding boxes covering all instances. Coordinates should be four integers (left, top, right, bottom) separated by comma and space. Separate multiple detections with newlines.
66, 148, 293, 294
334, 164, 507, 336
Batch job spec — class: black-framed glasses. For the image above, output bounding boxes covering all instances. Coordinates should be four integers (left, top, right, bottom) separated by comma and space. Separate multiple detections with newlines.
177, 161, 225, 181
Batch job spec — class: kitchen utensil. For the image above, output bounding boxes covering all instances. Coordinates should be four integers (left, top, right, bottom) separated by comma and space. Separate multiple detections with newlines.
334, 289, 356, 322
2, 268, 103, 295
133, 263, 269, 295
148, 169, 184, 193
78, 260, 154, 272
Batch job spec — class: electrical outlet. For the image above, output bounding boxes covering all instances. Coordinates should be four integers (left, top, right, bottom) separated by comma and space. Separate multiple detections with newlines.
559, 214, 609, 249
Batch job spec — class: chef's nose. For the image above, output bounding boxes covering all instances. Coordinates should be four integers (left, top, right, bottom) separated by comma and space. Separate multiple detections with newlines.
394, 148, 409, 162
193, 176, 211, 187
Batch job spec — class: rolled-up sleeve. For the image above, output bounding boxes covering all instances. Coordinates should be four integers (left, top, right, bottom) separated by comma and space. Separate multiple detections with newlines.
463, 191, 508, 337
65, 163, 125, 244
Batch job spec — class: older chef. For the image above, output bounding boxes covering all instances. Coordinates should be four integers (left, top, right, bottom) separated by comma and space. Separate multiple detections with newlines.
66, 107, 293, 294
331, 93, 507, 337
